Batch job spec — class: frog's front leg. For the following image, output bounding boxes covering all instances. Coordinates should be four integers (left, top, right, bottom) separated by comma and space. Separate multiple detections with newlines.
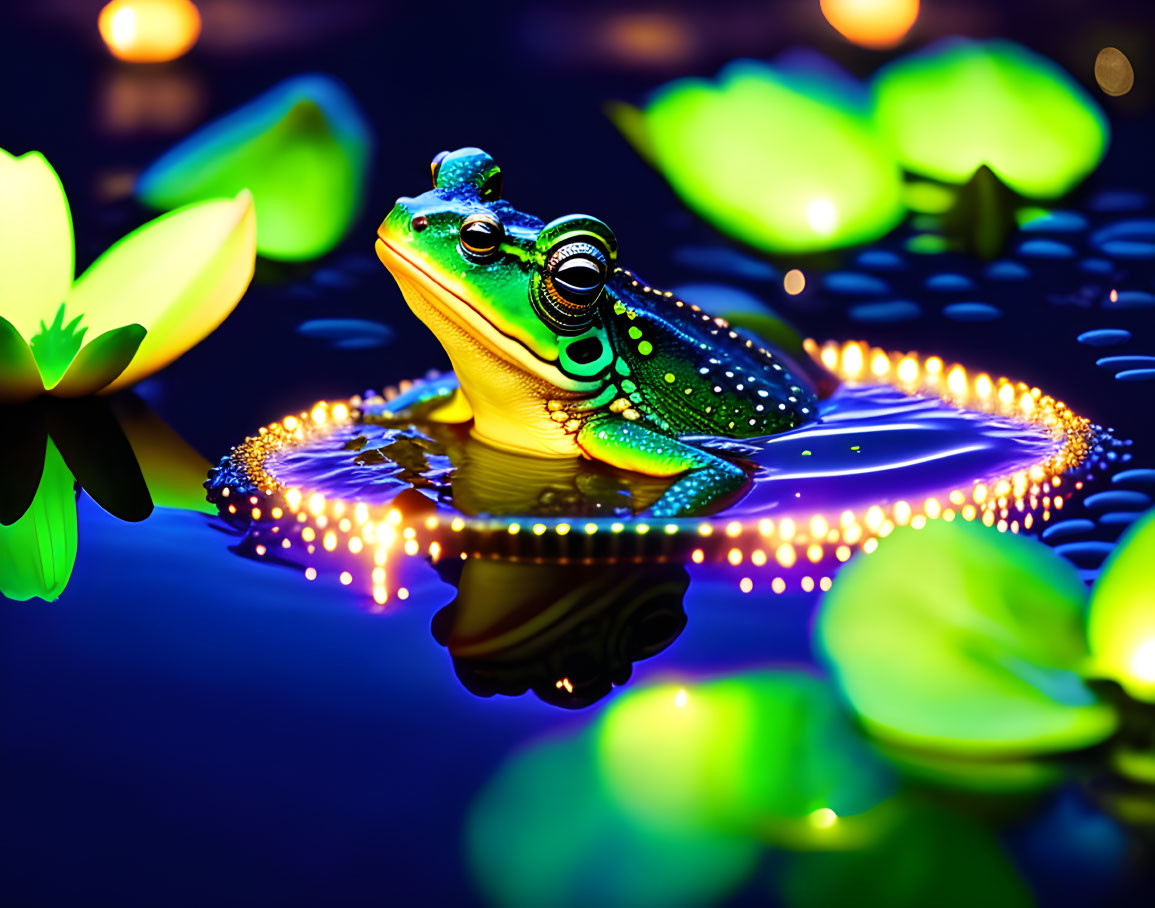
576, 416, 749, 517
364, 372, 473, 424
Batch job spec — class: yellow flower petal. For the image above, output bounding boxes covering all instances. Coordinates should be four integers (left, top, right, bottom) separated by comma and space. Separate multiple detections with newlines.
0, 314, 46, 403
67, 190, 256, 393
49, 324, 146, 396
0, 438, 77, 602
0, 149, 75, 340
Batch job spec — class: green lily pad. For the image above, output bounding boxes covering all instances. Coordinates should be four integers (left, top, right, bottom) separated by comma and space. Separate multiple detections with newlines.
871, 39, 1108, 198
596, 671, 895, 842
614, 60, 904, 254
467, 732, 759, 908
1087, 508, 1155, 703
137, 74, 371, 261
776, 800, 1033, 908
817, 520, 1116, 757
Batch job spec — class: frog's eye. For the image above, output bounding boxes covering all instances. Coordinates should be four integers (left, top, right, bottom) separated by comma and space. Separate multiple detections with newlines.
459, 213, 505, 260
535, 241, 608, 333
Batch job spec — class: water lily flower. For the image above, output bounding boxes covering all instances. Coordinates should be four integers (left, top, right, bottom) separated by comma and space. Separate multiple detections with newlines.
0, 147, 256, 404
817, 512, 1155, 763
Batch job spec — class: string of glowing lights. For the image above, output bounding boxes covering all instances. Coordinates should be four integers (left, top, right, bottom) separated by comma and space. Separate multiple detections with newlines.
207, 340, 1094, 601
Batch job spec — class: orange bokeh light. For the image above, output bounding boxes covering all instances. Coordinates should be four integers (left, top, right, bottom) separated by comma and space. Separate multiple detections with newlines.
819, 0, 919, 50
98, 0, 202, 63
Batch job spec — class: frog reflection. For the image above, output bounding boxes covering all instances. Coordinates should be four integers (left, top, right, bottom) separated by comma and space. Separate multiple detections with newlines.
431, 558, 688, 708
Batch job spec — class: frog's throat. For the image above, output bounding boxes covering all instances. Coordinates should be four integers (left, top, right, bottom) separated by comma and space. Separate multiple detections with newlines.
375, 238, 595, 395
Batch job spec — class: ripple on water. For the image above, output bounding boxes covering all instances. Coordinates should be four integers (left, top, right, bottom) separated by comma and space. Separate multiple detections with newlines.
855, 250, 906, 271
1096, 356, 1155, 370
823, 272, 891, 295
848, 301, 922, 323
1077, 329, 1132, 346
942, 302, 1002, 322
1041, 519, 1096, 541
269, 384, 1063, 523
1089, 190, 1149, 212
1080, 258, 1114, 275
1017, 239, 1075, 259
1082, 490, 1152, 511
1020, 211, 1089, 233
1106, 291, 1155, 309
1116, 369, 1155, 382
985, 261, 1031, 280
925, 273, 975, 291
1112, 468, 1155, 487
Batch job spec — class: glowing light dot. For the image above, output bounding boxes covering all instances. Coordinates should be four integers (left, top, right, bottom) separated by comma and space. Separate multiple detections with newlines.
897, 357, 918, 383
871, 351, 890, 376
820, 0, 918, 49
301, 527, 315, 543
863, 538, 879, 554
98, 0, 202, 63
1095, 47, 1134, 97
947, 366, 968, 398
373, 587, 388, 605
726, 521, 742, 538
810, 515, 829, 538
728, 548, 743, 566
819, 577, 833, 592
783, 269, 806, 295
691, 548, 705, 564
925, 356, 943, 376
533, 523, 547, 536
771, 577, 786, 594
776, 544, 796, 568
675, 689, 688, 708
304, 567, 317, 581
752, 549, 767, 566
339, 571, 352, 586
585, 523, 598, 535
779, 518, 796, 541
348, 537, 363, 554
403, 539, 419, 556
311, 405, 328, 425
805, 197, 838, 236
801, 576, 815, 592
397, 588, 409, 600
739, 577, 754, 593
808, 806, 839, 829
322, 531, 337, 552
842, 343, 864, 378
556, 523, 571, 536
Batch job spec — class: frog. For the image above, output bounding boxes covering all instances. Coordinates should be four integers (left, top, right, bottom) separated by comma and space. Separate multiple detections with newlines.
374, 148, 819, 517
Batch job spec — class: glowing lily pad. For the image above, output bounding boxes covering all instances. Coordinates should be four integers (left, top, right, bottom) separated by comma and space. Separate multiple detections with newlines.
817, 520, 1116, 757
468, 733, 759, 908
1087, 509, 1155, 702
138, 74, 372, 261
871, 39, 1108, 198
596, 672, 895, 841
613, 59, 904, 253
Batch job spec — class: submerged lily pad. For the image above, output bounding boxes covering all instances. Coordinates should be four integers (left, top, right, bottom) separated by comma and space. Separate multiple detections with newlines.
138, 74, 372, 261
1087, 509, 1155, 702
817, 520, 1116, 757
612, 59, 904, 254
871, 39, 1108, 198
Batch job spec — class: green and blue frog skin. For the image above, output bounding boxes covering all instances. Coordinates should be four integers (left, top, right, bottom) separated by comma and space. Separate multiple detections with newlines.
374, 148, 819, 517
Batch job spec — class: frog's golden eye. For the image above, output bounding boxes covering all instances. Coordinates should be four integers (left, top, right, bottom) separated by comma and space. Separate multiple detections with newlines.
459, 213, 504, 260
535, 241, 608, 333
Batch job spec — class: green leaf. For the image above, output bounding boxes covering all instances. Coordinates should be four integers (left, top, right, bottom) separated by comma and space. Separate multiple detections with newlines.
0, 438, 77, 602
1087, 508, 1155, 702
871, 39, 1108, 198
817, 520, 1116, 757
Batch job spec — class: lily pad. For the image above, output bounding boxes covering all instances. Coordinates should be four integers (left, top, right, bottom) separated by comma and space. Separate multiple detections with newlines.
1087, 508, 1155, 702
138, 74, 372, 261
817, 520, 1116, 757
596, 672, 895, 841
871, 39, 1108, 198
612, 59, 904, 253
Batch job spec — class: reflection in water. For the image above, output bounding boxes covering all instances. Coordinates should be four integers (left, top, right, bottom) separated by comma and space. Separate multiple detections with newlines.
0, 395, 211, 601
431, 559, 688, 708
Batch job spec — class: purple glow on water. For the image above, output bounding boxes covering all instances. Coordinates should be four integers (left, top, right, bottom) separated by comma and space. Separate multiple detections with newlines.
268, 383, 1059, 521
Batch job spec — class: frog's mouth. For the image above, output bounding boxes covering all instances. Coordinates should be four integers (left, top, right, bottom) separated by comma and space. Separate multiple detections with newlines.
376, 237, 590, 392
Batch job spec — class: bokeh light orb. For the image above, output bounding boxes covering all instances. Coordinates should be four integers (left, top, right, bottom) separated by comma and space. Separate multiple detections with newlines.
98, 0, 202, 64
820, 0, 919, 50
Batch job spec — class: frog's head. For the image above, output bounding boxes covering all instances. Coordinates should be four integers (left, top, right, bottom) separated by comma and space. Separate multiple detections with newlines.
376, 148, 619, 393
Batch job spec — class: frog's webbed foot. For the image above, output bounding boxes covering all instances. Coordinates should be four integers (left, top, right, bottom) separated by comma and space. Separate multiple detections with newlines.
576, 416, 749, 518
363, 372, 473, 424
